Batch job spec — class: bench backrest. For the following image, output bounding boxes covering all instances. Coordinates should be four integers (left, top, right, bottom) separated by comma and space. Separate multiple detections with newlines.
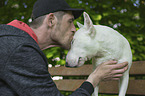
49, 61, 145, 95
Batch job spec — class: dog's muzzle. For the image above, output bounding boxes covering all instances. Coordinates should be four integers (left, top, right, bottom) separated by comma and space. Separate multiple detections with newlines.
65, 62, 70, 67
65, 62, 78, 68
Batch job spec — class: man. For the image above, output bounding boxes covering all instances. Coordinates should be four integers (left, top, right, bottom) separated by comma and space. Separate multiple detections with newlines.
0, 0, 128, 96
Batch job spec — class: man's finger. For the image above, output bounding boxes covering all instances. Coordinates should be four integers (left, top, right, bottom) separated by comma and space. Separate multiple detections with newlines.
112, 61, 128, 69
103, 60, 117, 65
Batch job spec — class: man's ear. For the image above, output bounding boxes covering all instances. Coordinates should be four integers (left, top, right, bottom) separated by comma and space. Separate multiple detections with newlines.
46, 13, 56, 27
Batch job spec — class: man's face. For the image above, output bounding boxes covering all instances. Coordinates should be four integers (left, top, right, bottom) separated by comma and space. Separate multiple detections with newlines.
51, 11, 76, 50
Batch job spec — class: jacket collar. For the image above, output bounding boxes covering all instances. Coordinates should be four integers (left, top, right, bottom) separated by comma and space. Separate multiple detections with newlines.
7, 20, 38, 44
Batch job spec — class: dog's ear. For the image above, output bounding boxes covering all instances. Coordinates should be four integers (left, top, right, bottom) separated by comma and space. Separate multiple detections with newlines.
77, 22, 83, 28
84, 12, 93, 29
88, 26, 96, 39
83, 12, 96, 39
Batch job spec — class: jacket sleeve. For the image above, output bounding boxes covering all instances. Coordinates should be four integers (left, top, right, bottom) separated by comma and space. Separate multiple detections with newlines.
3, 44, 94, 96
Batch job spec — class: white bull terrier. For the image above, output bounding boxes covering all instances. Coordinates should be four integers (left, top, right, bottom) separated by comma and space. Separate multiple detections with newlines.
66, 12, 132, 96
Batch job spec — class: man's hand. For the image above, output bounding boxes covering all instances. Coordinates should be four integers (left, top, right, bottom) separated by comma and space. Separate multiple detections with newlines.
86, 60, 128, 87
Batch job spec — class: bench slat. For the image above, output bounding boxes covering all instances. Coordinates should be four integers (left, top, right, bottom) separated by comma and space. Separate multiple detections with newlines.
54, 79, 145, 95
49, 61, 145, 76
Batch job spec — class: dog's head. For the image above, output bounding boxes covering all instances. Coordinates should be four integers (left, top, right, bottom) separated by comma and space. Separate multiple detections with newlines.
66, 12, 98, 67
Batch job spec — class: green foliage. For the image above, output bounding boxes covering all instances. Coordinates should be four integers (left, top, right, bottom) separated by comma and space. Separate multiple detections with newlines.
43, 47, 68, 66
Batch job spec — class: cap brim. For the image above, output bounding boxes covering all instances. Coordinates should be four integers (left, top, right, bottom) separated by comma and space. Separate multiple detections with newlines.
63, 8, 84, 19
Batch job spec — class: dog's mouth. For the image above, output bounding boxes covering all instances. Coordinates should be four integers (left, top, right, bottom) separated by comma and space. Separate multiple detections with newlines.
78, 57, 88, 65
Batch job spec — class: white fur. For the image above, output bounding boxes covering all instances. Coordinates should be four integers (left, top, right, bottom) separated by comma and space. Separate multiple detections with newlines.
66, 12, 132, 96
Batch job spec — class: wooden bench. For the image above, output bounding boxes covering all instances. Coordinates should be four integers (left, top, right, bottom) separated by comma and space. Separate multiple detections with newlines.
49, 61, 145, 96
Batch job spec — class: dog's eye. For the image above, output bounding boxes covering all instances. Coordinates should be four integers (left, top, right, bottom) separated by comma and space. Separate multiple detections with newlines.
71, 39, 74, 44
79, 57, 82, 61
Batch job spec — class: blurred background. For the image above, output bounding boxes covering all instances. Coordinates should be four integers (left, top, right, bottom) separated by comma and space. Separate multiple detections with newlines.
0, 0, 145, 95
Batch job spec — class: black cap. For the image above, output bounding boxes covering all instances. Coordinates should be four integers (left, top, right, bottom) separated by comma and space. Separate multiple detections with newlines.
32, 0, 84, 19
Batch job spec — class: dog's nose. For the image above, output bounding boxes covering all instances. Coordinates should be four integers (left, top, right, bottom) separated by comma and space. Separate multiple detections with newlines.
65, 62, 70, 67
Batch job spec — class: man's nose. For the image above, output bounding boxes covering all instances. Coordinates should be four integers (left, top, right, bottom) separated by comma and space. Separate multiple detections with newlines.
72, 24, 76, 33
